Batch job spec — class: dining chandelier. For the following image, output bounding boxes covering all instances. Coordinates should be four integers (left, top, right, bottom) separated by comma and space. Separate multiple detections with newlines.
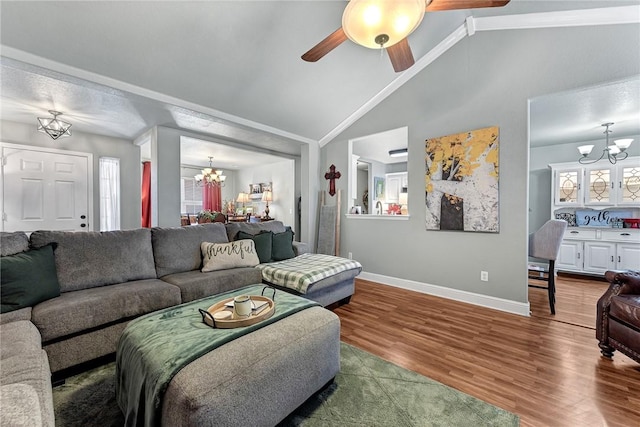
194, 157, 226, 187
578, 122, 633, 165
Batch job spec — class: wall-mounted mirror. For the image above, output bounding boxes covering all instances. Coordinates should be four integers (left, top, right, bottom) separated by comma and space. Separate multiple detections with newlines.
348, 127, 408, 216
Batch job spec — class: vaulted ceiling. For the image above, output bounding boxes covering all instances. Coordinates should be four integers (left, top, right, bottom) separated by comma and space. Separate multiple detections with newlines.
1, 1, 639, 166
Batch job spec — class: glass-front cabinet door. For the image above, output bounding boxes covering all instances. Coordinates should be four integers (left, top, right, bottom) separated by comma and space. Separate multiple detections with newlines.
618, 164, 640, 205
584, 165, 615, 205
554, 169, 582, 206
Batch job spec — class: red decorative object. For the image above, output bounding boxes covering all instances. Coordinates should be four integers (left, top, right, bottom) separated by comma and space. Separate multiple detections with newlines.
324, 164, 341, 197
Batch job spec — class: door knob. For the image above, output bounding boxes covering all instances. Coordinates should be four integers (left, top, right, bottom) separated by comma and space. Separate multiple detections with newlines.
80, 223, 86, 228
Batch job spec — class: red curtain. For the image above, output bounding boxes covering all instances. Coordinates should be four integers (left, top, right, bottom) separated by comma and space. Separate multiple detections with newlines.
202, 184, 222, 212
141, 161, 151, 228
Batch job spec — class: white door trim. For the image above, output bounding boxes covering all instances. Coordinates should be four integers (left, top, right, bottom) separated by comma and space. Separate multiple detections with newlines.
1, 142, 94, 232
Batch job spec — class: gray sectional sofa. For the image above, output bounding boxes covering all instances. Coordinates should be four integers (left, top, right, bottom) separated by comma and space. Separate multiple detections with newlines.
0, 220, 357, 426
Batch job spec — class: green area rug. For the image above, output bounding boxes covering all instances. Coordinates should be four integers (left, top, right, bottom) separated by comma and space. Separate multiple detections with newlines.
53, 342, 518, 426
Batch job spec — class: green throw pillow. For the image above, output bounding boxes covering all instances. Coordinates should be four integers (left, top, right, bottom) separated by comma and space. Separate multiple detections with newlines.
272, 229, 295, 261
237, 231, 272, 263
1, 244, 61, 313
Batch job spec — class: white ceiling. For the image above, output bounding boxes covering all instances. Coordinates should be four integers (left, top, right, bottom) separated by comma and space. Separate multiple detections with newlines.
1, 1, 639, 167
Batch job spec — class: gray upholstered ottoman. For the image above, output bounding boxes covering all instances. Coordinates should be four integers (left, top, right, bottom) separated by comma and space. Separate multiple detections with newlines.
160, 306, 340, 426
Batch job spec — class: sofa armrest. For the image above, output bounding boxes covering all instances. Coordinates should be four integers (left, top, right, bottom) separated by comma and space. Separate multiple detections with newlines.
292, 242, 310, 256
0, 307, 32, 325
597, 270, 640, 343
604, 270, 640, 295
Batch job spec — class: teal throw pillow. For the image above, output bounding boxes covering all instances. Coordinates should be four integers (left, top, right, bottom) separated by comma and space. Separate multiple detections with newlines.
272, 228, 295, 261
1, 244, 61, 313
237, 231, 272, 263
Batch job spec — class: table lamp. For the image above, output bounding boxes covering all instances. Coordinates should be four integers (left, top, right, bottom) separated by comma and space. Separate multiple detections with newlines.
261, 191, 273, 220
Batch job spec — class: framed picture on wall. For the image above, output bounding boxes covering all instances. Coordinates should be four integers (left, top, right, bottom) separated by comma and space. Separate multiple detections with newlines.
374, 177, 385, 200
261, 182, 272, 193
250, 184, 261, 194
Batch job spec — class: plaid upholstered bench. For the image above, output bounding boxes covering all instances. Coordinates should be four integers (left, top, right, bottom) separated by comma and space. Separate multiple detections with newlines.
256, 253, 362, 307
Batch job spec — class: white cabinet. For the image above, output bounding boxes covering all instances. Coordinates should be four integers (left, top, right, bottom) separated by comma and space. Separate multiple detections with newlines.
553, 168, 583, 206
550, 157, 639, 208
556, 240, 583, 271
583, 241, 640, 274
384, 172, 407, 203
617, 164, 640, 206
617, 243, 640, 270
583, 242, 616, 274
549, 158, 639, 276
558, 228, 640, 274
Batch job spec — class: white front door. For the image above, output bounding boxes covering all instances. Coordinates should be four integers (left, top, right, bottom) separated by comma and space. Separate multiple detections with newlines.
1, 144, 92, 232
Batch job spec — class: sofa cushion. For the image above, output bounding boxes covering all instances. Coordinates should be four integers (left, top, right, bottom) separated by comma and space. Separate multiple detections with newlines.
225, 220, 286, 241
30, 229, 157, 292
0, 384, 43, 427
0, 231, 29, 256
152, 223, 229, 277
0, 320, 42, 360
272, 228, 296, 261
1, 244, 61, 313
161, 268, 263, 303
31, 279, 181, 342
201, 240, 260, 272
237, 231, 272, 263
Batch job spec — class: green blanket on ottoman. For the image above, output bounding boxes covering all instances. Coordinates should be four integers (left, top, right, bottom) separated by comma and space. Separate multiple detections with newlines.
116, 284, 318, 427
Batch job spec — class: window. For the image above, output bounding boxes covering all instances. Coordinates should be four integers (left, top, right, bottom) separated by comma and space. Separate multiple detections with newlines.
181, 177, 202, 214
99, 157, 120, 231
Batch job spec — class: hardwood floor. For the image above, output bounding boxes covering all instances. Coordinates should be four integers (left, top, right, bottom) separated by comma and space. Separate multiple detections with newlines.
333, 275, 640, 427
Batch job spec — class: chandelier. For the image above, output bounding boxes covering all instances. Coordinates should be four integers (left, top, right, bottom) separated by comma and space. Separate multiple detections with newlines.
37, 110, 72, 140
578, 122, 633, 165
194, 157, 226, 187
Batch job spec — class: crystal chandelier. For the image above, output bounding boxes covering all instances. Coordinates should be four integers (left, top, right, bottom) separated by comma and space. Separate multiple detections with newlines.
194, 157, 226, 187
37, 110, 72, 140
578, 122, 633, 165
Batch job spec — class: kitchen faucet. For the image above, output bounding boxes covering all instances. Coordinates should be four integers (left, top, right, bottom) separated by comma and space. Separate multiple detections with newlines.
375, 200, 382, 215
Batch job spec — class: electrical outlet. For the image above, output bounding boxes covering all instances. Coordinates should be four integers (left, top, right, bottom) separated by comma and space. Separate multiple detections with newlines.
348, 252, 353, 260
480, 271, 489, 281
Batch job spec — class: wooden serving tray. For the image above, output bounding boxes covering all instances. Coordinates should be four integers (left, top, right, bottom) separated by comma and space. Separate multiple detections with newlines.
200, 296, 275, 329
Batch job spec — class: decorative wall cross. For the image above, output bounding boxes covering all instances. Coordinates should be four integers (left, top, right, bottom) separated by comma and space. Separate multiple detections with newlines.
324, 164, 341, 197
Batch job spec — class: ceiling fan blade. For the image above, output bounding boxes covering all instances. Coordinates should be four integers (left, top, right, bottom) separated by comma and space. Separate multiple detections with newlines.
301, 27, 348, 62
387, 38, 415, 73
426, 0, 510, 12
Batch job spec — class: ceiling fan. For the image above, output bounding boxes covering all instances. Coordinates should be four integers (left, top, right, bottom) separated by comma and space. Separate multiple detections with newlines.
302, 0, 511, 72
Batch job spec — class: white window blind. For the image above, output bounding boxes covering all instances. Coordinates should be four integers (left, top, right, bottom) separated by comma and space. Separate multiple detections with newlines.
99, 157, 120, 231
181, 177, 202, 214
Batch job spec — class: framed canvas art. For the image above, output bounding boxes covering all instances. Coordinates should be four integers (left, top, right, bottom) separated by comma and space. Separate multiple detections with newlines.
425, 126, 499, 232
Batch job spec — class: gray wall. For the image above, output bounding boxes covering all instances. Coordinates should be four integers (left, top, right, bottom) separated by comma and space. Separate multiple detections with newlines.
236, 159, 296, 229
322, 24, 640, 305
529, 135, 640, 234
0, 119, 141, 230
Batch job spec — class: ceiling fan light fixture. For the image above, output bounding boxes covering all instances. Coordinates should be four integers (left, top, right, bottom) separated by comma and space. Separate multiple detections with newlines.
342, 0, 425, 49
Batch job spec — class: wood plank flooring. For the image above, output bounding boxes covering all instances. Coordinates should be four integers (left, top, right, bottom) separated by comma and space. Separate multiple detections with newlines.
333, 275, 640, 427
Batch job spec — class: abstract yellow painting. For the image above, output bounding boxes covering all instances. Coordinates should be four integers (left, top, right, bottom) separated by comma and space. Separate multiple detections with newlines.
425, 126, 499, 232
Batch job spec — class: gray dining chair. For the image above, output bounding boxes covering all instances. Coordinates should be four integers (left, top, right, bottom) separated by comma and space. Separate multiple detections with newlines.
528, 219, 568, 315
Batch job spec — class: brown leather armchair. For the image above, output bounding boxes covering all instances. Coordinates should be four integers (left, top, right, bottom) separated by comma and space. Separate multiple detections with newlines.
596, 270, 640, 363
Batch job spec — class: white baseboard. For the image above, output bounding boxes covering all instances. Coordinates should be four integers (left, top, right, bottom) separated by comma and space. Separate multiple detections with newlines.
358, 272, 530, 317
